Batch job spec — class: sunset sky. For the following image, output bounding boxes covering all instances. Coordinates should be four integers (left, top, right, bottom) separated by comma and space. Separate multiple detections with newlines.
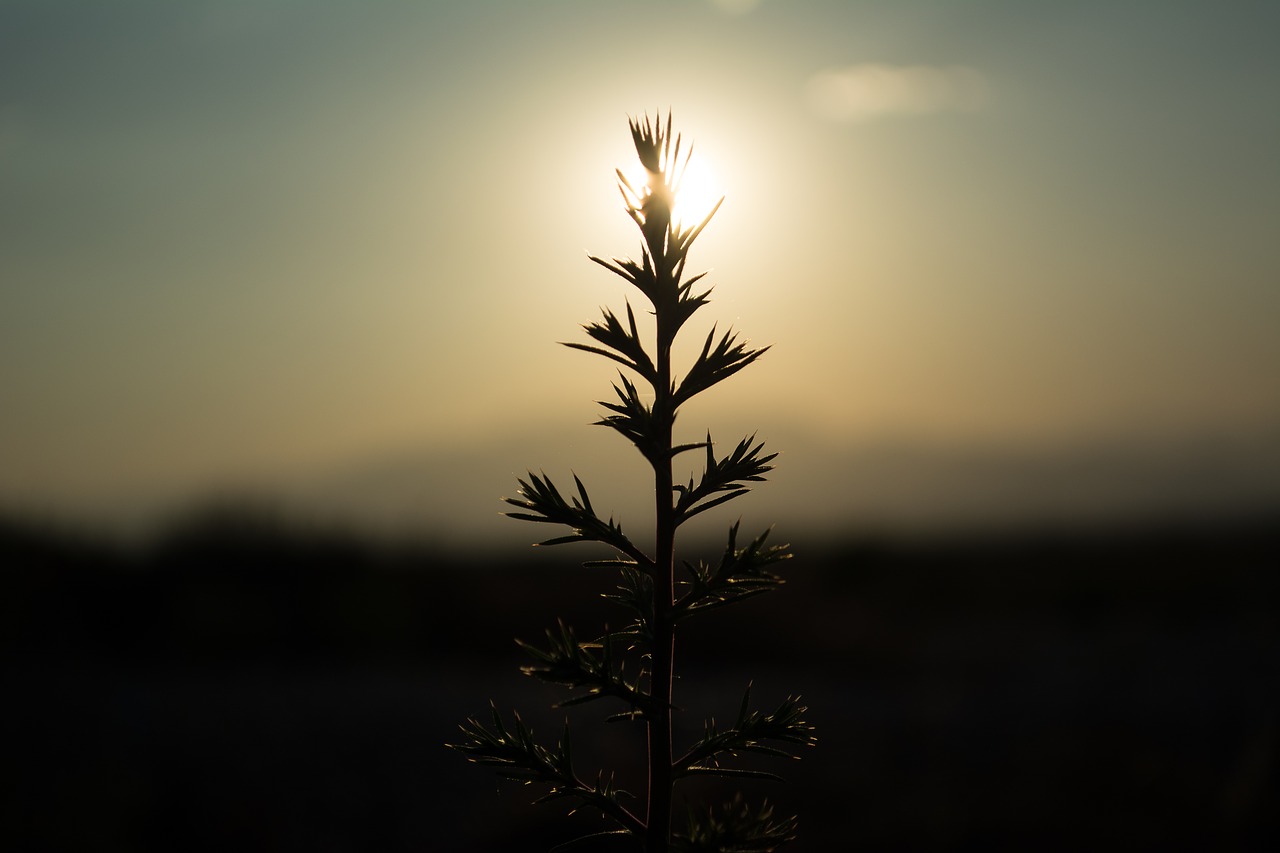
3, 0, 1278, 546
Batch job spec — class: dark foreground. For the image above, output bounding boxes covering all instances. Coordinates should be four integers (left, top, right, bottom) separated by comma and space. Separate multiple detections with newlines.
3, 511, 1278, 851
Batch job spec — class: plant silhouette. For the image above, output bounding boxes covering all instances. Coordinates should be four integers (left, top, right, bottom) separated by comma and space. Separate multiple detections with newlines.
450, 113, 814, 852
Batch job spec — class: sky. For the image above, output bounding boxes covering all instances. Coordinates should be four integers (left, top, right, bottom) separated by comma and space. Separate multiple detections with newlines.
3, 0, 1279, 547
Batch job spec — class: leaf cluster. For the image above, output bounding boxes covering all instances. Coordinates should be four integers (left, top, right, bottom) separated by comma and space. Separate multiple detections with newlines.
598, 564, 654, 645
675, 686, 816, 784
596, 373, 666, 464
673, 327, 769, 409
675, 436, 776, 525
676, 523, 791, 620
504, 472, 651, 567
517, 619, 650, 717
673, 794, 799, 853
450, 684, 812, 848
588, 113, 722, 350
450, 705, 644, 836
562, 302, 656, 384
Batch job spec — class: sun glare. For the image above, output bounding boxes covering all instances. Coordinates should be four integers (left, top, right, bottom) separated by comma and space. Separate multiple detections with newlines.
621, 155, 724, 231
672, 157, 724, 228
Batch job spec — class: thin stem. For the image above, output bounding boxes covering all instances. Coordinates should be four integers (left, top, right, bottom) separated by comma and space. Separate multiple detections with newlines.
646, 281, 676, 853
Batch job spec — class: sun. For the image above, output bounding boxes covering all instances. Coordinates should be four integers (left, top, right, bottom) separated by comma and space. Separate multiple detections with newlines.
670, 156, 724, 229
620, 154, 724, 231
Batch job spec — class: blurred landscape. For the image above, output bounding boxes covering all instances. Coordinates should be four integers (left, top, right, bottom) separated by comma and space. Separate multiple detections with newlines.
5, 506, 1277, 851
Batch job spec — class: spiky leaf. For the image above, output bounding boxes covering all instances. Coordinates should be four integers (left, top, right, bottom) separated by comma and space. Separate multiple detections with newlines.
674, 433, 777, 524
675, 522, 791, 619
673, 794, 799, 853
504, 472, 651, 566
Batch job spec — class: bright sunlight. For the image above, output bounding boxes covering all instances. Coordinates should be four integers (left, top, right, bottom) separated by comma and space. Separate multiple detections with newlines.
620, 153, 724, 230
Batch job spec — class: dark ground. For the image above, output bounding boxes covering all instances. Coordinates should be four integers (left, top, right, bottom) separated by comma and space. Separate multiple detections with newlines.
3, 508, 1278, 851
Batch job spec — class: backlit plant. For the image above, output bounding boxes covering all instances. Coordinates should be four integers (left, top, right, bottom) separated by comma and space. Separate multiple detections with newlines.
450, 113, 815, 852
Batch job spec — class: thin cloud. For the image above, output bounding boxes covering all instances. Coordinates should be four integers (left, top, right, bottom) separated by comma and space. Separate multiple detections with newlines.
806, 63, 989, 123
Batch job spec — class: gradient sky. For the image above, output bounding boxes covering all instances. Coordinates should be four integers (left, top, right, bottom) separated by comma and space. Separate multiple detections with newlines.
3, 0, 1279, 544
